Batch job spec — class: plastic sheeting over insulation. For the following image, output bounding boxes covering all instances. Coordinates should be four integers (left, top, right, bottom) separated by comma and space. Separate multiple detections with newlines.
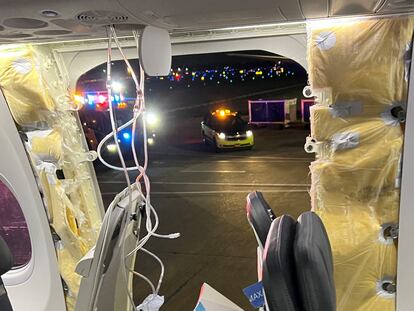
0, 45, 104, 310
307, 17, 413, 311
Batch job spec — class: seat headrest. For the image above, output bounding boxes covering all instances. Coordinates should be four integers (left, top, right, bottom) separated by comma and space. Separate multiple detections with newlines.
246, 191, 276, 248
262, 215, 302, 311
294, 211, 336, 311
0, 236, 13, 276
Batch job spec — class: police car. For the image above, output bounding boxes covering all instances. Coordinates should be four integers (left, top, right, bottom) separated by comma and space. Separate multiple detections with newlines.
201, 109, 254, 151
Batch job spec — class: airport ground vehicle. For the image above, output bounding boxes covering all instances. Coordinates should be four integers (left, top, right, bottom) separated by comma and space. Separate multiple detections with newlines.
201, 110, 254, 151
0, 1, 414, 311
76, 90, 158, 159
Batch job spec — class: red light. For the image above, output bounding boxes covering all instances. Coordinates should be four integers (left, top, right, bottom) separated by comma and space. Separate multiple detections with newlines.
96, 102, 109, 111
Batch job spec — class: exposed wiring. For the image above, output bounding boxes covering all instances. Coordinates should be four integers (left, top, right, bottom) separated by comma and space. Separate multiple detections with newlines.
96, 25, 180, 310
141, 248, 165, 294
105, 25, 137, 310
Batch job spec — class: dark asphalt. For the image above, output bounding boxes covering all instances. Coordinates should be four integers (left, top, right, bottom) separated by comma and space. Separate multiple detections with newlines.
96, 117, 313, 310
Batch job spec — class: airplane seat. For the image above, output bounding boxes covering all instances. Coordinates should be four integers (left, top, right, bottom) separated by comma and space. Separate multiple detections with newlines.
294, 211, 336, 311
262, 215, 302, 311
0, 236, 14, 310
246, 191, 276, 249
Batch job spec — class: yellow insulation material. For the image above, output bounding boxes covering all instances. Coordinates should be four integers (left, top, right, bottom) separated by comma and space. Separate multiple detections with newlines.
38, 169, 86, 304
31, 130, 63, 162
0, 46, 55, 125
308, 16, 413, 311
57, 247, 81, 311
310, 105, 403, 142
309, 125, 402, 199
0, 44, 104, 310
315, 193, 399, 311
308, 17, 414, 114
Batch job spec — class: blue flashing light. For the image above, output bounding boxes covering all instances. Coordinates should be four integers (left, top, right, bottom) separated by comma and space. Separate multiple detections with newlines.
87, 94, 95, 105
122, 132, 131, 140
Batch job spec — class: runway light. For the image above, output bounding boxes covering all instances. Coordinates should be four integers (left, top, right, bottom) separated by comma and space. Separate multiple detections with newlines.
218, 132, 226, 140
122, 132, 131, 140
246, 130, 253, 137
106, 144, 117, 153
111, 81, 123, 92
147, 138, 155, 145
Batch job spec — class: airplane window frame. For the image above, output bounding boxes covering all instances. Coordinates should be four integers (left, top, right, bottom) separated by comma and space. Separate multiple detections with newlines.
0, 178, 32, 269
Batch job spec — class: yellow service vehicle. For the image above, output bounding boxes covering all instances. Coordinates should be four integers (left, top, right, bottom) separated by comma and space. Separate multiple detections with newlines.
201, 109, 254, 151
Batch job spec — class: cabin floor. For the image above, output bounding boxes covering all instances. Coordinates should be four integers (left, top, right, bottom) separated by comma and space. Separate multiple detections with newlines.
97, 116, 312, 310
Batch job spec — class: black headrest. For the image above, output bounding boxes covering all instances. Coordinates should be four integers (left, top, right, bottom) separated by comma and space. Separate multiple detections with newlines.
246, 191, 276, 248
262, 215, 302, 311
0, 236, 13, 276
294, 212, 336, 311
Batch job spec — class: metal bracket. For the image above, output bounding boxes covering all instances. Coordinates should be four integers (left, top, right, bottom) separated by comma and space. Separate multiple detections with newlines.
72, 151, 98, 164
383, 224, 399, 240
391, 106, 406, 123
382, 281, 397, 294
304, 136, 325, 154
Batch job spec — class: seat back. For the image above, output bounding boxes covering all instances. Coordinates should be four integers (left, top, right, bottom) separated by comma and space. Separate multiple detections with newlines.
246, 191, 276, 249
262, 215, 302, 311
0, 236, 14, 310
0, 236, 13, 276
294, 212, 336, 311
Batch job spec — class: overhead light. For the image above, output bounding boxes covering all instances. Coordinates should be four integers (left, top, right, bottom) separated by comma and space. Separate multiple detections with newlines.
307, 16, 364, 28
216, 21, 305, 31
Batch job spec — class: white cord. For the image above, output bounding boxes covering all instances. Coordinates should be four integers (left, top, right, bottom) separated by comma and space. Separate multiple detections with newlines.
141, 248, 165, 294
97, 26, 180, 310
105, 26, 138, 310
